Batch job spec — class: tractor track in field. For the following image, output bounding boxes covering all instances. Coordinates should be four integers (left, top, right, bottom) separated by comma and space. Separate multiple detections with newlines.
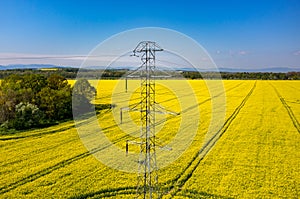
0, 137, 78, 168
0, 127, 131, 195
286, 84, 300, 92
164, 81, 244, 110
0, 124, 75, 141
180, 81, 244, 114
70, 186, 137, 199
0, 151, 92, 194
163, 81, 257, 198
176, 189, 234, 199
271, 83, 300, 134
0, 111, 113, 167
0, 82, 246, 196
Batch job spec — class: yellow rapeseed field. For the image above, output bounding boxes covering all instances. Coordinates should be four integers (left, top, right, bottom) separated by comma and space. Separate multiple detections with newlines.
0, 80, 299, 198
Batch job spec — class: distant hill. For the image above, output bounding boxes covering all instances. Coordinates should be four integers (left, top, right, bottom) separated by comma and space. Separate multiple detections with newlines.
0, 64, 299, 73
0, 64, 68, 70
219, 67, 300, 73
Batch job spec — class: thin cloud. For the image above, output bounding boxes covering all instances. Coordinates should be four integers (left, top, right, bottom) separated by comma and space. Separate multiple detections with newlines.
221, 50, 250, 56
216, 50, 222, 54
293, 50, 300, 56
238, 50, 249, 55
0, 53, 127, 66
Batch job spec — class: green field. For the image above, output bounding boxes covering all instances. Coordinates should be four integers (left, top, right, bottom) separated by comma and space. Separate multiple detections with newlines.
0, 80, 299, 198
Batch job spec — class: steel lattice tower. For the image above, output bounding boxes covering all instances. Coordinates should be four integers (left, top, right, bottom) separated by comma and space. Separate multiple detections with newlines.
133, 41, 163, 199
122, 41, 178, 198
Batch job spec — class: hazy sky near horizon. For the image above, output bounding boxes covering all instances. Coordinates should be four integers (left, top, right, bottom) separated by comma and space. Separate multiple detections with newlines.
0, 0, 299, 69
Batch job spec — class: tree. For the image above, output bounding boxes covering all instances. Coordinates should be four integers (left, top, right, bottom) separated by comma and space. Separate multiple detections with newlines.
10, 102, 44, 130
0, 88, 19, 123
37, 75, 73, 121
47, 74, 69, 90
72, 79, 96, 116
72, 79, 96, 100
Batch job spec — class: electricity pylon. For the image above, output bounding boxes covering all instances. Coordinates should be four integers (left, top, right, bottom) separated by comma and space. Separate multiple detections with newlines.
135, 41, 162, 199
122, 41, 163, 198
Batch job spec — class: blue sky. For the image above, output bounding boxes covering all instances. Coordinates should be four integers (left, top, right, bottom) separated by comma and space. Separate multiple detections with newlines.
0, 0, 299, 69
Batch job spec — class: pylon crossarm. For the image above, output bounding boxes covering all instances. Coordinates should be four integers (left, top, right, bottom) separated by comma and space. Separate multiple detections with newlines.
155, 139, 172, 151
126, 75, 141, 78
151, 75, 172, 78
152, 110, 178, 115
154, 102, 180, 115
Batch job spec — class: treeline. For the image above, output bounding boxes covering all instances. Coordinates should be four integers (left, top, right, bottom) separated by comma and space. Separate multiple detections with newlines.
181, 71, 300, 80
0, 68, 300, 80
0, 68, 80, 79
0, 74, 96, 130
0, 68, 128, 79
